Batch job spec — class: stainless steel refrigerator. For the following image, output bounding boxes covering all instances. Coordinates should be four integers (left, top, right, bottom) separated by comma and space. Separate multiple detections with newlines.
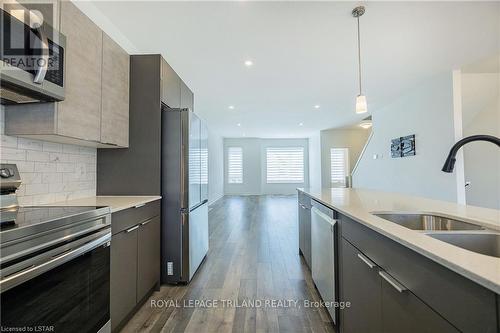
161, 106, 209, 284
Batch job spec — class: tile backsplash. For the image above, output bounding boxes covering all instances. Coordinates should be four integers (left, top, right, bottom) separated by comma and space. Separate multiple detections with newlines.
0, 108, 96, 205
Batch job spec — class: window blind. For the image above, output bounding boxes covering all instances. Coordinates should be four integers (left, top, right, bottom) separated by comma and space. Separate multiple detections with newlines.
330, 148, 349, 186
227, 147, 243, 184
266, 147, 304, 184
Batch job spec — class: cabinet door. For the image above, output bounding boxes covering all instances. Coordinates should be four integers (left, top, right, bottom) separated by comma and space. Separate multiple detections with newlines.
111, 227, 138, 331
137, 216, 160, 301
161, 59, 181, 108
341, 238, 382, 333
381, 274, 459, 333
180, 80, 194, 110
101, 33, 130, 147
58, 1, 102, 141
303, 205, 312, 267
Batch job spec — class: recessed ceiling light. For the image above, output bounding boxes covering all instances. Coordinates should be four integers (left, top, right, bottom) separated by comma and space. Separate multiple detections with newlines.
237, 123, 241, 127
228, 105, 235, 110
314, 105, 320, 109
359, 120, 372, 129
244, 60, 253, 67
299, 122, 304, 126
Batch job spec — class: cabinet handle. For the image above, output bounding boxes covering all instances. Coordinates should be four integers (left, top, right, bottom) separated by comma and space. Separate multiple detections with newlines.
134, 203, 146, 209
141, 220, 151, 226
357, 253, 376, 269
379, 271, 408, 293
125, 225, 139, 233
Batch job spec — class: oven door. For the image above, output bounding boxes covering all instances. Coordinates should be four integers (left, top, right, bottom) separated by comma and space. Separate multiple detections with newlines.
0, 230, 111, 333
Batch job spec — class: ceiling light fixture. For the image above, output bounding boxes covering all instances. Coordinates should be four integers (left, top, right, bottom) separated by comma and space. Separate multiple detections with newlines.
228, 105, 235, 110
314, 105, 320, 109
237, 123, 241, 127
359, 116, 372, 129
299, 122, 304, 126
359, 121, 372, 129
244, 60, 253, 67
352, 6, 367, 114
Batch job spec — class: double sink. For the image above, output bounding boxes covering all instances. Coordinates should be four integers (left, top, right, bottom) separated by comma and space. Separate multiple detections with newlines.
373, 213, 500, 258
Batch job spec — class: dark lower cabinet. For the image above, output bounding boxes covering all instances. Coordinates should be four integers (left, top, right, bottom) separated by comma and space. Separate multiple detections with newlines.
137, 216, 161, 301
110, 202, 160, 332
298, 194, 312, 268
111, 227, 138, 331
381, 277, 458, 333
341, 238, 382, 333
341, 237, 458, 333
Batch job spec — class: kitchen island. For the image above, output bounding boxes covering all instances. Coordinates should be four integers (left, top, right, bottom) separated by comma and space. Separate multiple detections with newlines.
298, 187, 500, 333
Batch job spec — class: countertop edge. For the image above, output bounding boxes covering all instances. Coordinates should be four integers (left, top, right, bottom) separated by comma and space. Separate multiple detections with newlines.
297, 188, 500, 294
45, 196, 162, 213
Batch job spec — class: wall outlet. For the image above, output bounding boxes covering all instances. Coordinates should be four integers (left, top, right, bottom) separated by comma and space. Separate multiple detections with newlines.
167, 261, 173, 275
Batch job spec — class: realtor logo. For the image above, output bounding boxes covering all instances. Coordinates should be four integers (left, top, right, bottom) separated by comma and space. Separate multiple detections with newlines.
1, 0, 59, 72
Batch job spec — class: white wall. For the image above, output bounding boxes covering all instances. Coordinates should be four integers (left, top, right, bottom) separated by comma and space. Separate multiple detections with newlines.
308, 133, 321, 189
461, 71, 500, 209
353, 72, 459, 202
0, 107, 96, 205
207, 128, 224, 205
224, 138, 309, 195
320, 128, 371, 188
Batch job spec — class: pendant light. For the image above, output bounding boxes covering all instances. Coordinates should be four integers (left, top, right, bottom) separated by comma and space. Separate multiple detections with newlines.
352, 6, 367, 114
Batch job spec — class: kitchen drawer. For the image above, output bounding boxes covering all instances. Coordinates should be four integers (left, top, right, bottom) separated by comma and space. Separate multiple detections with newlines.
111, 200, 160, 235
340, 214, 498, 333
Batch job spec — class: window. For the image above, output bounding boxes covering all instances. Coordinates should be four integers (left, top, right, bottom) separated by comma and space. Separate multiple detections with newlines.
266, 147, 304, 184
330, 148, 349, 187
227, 147, 243, 184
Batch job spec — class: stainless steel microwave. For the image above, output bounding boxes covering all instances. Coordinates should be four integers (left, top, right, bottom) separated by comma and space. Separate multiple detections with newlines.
1, 8, 66, 105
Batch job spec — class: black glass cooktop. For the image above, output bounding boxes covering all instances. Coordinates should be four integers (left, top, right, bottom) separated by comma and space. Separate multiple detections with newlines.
0, 206, 104, 231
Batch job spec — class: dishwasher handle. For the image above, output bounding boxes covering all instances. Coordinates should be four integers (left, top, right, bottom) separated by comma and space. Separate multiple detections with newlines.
311, 206, 337, 227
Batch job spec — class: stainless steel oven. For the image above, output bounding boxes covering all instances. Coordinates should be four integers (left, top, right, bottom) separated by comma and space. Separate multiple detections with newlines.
0, 163, 111, 333
0, 204, 112, 333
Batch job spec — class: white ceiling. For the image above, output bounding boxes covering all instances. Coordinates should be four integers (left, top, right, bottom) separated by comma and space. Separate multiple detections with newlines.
78, 1, 500, 138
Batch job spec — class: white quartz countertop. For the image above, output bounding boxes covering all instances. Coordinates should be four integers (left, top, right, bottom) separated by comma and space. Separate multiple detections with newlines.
47, 196, 161, 213
298, 187, 500, 294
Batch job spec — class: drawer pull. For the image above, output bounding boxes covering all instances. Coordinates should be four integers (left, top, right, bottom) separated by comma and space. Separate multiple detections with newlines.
379, 271, 408, 293
134, 203, 146, 209
125, 225, 139, 233
357, 253, 376, 269
141, 220, 151, 226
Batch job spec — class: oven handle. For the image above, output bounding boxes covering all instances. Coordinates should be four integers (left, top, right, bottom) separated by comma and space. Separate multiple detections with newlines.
0, 232, 111, 293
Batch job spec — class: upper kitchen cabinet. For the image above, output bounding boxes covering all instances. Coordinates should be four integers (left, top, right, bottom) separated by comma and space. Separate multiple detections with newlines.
57, 0, 102, 142
4, 1, 130, 148
101, 33, 130, 147
161, 59, 181, 108
180, 80, 194, 111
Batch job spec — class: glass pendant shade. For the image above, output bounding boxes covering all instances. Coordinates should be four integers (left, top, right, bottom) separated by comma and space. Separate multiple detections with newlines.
355, 95, 368, 114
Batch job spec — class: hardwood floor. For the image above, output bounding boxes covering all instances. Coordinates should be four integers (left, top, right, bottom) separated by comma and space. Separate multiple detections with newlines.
121, 195, 335, 333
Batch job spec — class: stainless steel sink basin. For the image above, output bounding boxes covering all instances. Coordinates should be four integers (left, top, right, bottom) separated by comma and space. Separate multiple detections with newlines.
426, 233, 500, 258
372, 212, 485, 231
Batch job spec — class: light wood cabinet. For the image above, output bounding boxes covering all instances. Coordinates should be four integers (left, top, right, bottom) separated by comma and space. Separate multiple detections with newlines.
101, 33, 130, 147
58, 0, 102, 142
4, 1, 130, 148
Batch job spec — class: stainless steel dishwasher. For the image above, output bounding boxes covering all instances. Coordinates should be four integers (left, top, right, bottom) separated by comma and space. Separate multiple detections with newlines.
311, 200, 338, 324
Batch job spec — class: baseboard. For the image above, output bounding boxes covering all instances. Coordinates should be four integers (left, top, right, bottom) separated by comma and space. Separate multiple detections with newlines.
208, 194, 224, 206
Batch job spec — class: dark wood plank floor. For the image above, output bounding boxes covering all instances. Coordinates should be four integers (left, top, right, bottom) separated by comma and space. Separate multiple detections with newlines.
121, 195, 335, 333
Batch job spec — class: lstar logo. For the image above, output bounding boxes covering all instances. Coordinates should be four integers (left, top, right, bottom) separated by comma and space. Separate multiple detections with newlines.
1, 0, 59, 72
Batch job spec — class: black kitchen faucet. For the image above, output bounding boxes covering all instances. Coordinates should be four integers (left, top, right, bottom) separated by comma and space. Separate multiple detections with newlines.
442, 135, 500, 173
